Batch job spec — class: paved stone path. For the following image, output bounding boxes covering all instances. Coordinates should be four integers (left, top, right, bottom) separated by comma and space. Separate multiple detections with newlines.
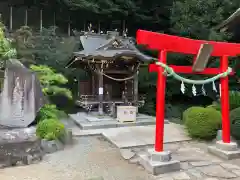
0, 136, 240, 179
1, 118, 240, 179
130, 141, 240, 180
62, 118, 240, 179
70, 123, 191, 148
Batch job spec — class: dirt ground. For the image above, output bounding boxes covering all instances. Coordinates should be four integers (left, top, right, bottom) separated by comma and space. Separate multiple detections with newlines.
0, 136, 155, 180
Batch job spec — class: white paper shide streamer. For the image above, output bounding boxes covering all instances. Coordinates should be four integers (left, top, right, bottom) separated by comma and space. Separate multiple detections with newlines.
212, 81, 217, 92
180, 81, 185, 94
219, 84, 221, 97
201, 85, 206, 96
192, 84, 197, 96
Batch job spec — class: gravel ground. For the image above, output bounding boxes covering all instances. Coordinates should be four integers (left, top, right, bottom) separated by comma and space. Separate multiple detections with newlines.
0, 136, 155, 180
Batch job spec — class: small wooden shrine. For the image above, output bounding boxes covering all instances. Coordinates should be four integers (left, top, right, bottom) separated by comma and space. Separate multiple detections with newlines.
66, 31, 152, 116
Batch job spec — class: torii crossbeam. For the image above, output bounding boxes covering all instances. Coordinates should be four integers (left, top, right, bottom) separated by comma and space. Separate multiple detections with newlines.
137, 30, 240, 153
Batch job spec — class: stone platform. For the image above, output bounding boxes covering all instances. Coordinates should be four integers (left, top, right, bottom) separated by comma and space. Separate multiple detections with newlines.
101, 123, 191, 148
70, 123, 191, 149
69, 112, 168, 130
0, 127, 43, 168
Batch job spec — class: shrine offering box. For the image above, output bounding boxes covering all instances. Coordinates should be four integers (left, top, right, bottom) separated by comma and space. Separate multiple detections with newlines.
117, 106, 136, 123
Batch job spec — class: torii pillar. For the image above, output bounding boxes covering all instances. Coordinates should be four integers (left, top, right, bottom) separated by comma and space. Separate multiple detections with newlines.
136, 30, 240, 175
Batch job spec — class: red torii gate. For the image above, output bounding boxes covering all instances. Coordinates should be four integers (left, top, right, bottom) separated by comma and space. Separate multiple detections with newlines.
136, 30, 240, 153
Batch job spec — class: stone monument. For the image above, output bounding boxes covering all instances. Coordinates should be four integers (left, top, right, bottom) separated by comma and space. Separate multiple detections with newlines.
0, 59, 46, 128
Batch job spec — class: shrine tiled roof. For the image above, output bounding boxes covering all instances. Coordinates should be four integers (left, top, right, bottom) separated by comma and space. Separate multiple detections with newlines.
66, 32, 153, 68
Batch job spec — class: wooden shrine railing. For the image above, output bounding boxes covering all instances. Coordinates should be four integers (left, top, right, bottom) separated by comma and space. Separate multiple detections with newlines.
76, 94, 145, 115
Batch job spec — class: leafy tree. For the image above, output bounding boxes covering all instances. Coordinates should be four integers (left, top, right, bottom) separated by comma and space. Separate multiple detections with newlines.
30, 64, 72, 99
12, 26, 35, 64
170, 0, 240, 85
170, 0, 239, 41
0, 20, 16, 65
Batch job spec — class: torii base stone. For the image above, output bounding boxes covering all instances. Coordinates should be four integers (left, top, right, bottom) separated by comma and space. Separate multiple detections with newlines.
139, 149, 180, 175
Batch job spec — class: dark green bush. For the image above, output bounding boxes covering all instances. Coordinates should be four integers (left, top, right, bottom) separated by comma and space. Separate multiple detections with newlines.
207, 91, 240, 111
184, 107, 222, 140
165, 104, 183, 119
230, 107, 240, 140
229, 91, 240, 110
36, 118, 65, 140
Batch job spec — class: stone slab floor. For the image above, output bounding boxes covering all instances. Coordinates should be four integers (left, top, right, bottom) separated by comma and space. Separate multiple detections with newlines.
1, 136, 240, 180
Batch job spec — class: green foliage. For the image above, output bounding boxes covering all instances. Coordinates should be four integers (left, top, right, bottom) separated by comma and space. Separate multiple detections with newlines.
13, 26, 77, 71
12, 26, 34, 64
229, 91, 240, 110
182, 106, 202, 123
33, 27, 77, 71
207, 91, 240, 111
36, 104, 59, 122
63, 0, 169, 24
165, 104, 187, 120
36, 118, 65, 140
0, 21, 16, 64
206, 104, 221, 111
230, 107, 240, 140
170, 0, 238, 41
139, 97, 156, 116
30, 64, 72, 99
184, 107, 221, 140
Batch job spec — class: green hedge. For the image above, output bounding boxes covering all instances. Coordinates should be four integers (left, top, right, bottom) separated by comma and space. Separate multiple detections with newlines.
184, 107, 221, 140
207, 91, 240, 111
36, 118, 65, 141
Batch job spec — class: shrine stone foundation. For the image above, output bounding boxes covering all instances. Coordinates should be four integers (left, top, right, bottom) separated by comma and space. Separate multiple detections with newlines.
139, 149, 180, 175
208, 140, 240, 160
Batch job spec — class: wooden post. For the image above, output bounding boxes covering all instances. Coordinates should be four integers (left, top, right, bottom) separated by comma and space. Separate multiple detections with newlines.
98, 63, 104, 115
155, 50, 167, 152
83, 20, 86, 31
92, 74, 95, 95
124, 80, 128, 104
9, 6, 12, 31
40, 9, 43, 32
24, 9, 28, 26
53, 12, 56, 33
98, 21, 101, 34
77, 76, 80, 97
220, 55, 231, 143
133, 70, 139, 113
68, 16, 71, 36
122, 20, 126, 35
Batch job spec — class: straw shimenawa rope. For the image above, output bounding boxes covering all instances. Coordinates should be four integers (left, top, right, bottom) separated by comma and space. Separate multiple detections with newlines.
155, 61, 232, 85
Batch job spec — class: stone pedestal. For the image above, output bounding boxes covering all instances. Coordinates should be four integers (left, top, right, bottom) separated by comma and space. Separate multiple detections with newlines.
208, 140, 240, 160
139, 148, 180, 175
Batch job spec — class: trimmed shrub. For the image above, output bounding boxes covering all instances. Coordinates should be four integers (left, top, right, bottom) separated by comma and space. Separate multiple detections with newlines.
184, 107, 222, 140
36, 118, 65, 141
182, 106, 202, 123
206, 101, 221, 111
230, 107, 240, 140
36, 104, 59, 122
